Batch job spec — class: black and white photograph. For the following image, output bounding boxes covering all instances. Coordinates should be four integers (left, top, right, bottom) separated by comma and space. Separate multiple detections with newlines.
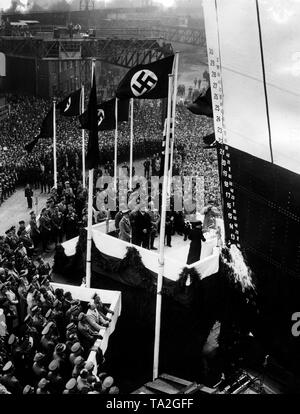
0, 0, 299, 400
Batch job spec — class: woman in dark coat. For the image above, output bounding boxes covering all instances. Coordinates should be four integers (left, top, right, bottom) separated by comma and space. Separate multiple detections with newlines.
186, 220, 206, 265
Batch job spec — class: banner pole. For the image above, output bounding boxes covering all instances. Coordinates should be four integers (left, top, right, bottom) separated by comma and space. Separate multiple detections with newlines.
86, 168, 93, 289
85, 59, 96, 289
168, 51, 179, 195
53, 98, 57, 189
153, 74, 174, 380
81, 84, 86, 188
129, 98, 134, 191
114, 97, 118, 191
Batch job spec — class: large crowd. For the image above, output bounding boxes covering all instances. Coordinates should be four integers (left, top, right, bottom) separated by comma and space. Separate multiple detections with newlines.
0, 82, 222, 393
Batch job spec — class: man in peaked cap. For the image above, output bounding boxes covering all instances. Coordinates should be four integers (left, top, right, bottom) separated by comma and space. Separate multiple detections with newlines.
69, 342, 83, 366
36, 378, 50, 394
47, 359, 64, 394
1, 361, 22, 394
186, 218, 206, 265
17, 220, 26, 237
85, 360, 97, 384
31, 305, 46, 333
72, 355, 85, 376
23, 385, 35, 395
32, 352, 47, 378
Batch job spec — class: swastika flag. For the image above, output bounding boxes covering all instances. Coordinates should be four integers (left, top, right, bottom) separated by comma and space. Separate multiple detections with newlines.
25, 107, 53, 152
116, 55, 174, 100
79, 98, 129, 131
57, 88, 81, 117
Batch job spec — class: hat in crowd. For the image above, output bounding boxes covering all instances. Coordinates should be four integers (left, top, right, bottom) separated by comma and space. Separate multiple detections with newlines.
66, 322, 76, 332
23, 385, 35, 395
42, 322, 54, 336
65, 378, 77, 391
55, 343, 66, 354
45, 309, 52, 319
85, 361, 94, 371
78, 312, 85, 321
2, 361, 13, 373
121, 209, 130, 214
8, 334, 16, 346
48, 359, 59, 372
31, 305, 39, 314
38, 378, 49, 389
19, 220, 25, 225
102, 376, 114, 389
74, 356, 85, 366
34, 352, 45, 362
20, 269, 28, 277
53, 299, 60, 308
71, 342, 81, 353
29, 211, 35, 216
69, 304, 80, 314
24, 314, 32, 324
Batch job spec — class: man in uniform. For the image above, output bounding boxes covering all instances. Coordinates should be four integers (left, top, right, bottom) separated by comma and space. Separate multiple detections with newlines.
39, 208, 52, 252
135, 206, 152, 248
149, 203, 160, 250
143, 158, 151, 180
29, 211, 40, 249
24, 183, 33, 209
118, 209, 131, 243
186, 220, 206, 265
0, 361, 22, 394
32, 352, 47, 379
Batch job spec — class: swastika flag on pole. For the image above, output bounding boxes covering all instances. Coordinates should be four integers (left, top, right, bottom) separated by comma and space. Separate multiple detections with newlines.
25, 107, 53, 153
79, 97, 129, 131
57, 88, 81, 117
116, 55, 174, 100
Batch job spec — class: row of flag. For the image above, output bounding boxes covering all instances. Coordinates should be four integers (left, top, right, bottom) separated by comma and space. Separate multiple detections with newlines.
25, 54, 214, 167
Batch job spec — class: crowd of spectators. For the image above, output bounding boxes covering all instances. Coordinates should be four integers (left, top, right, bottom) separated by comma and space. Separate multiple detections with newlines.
0, 80, 222, 393
0, 88, 220, 207
0, 255, 118, 394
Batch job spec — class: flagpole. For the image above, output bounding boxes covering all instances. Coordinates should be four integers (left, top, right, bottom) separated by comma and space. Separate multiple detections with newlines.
85, 58, 96, 289
81, 84, 86, 188
153, 74, 174, 380
53, 98, 57, 189
129, 98, 134, 190
114, 97, 118, 191
168, 51, 179, 195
